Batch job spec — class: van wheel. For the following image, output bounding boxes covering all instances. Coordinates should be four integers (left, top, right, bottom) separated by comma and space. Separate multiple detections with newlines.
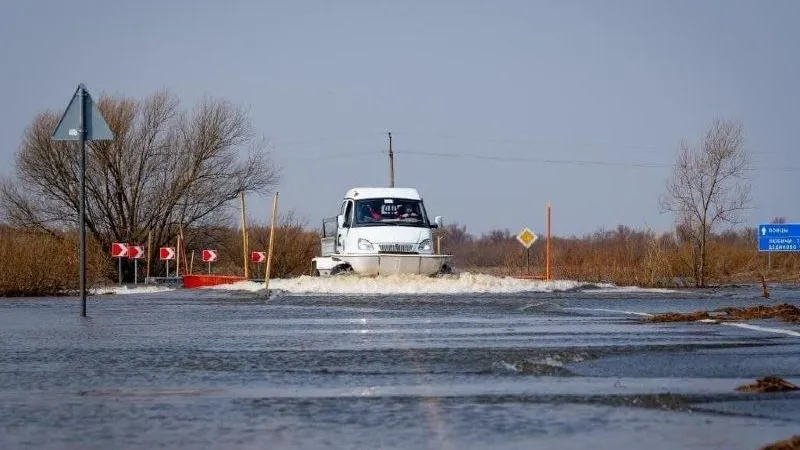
330, 264, 352, 276
438, 264, 453, 276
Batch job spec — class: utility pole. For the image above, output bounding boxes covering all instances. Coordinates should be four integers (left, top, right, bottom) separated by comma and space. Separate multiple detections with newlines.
388, 132, 395, 187
546, 202, 552, 281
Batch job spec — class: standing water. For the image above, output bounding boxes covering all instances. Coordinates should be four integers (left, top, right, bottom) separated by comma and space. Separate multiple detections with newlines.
1, 274, 799, 449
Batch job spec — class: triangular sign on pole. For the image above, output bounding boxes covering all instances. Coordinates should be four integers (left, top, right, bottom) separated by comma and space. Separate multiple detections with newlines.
50, 83, 115, 317
52, 84, 113, 141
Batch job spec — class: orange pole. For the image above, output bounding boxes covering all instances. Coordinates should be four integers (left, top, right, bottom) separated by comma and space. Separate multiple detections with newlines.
546, 202, 551, 281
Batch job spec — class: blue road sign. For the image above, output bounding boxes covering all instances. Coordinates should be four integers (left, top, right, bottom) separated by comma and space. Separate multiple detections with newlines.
758, 223, 800, 252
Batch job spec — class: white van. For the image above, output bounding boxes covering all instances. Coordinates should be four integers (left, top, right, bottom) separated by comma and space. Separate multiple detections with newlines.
312, 187, 451, 276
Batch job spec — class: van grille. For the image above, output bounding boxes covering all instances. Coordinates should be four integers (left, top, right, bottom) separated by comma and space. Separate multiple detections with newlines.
378, 243, 416, 253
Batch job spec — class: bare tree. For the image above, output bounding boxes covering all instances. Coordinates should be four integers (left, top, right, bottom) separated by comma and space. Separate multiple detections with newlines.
0, 91, 279, 271
660, 119, 751, 286
771, 216, 787, 224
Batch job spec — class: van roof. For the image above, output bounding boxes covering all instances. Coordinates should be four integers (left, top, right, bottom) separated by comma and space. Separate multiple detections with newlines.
345, 187, 421, 200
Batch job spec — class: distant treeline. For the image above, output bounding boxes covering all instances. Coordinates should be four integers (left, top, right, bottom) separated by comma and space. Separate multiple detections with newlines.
438, 223, 799, 287
2, 220, 797, 296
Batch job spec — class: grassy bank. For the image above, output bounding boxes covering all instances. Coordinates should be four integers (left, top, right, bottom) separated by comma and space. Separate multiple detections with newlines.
0, 228, 108, 297
2, 223, 799, 297
440, 224, 800, 287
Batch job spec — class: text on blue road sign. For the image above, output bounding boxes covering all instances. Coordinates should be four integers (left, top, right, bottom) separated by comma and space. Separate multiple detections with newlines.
758, 223, 800, 237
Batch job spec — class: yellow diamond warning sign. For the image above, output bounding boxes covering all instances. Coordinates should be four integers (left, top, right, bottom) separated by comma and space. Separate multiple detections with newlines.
516, 227, 538, 248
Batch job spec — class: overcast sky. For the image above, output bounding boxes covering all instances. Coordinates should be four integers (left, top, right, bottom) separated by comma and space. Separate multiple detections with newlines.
1, 0, 798, 237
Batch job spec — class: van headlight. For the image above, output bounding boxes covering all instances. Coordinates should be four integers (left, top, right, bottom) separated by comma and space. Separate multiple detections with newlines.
418, 239, 432, 251
358, 238, 374, 250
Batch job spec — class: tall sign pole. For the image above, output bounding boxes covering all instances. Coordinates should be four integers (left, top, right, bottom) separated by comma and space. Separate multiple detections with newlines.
52, 84, 114, 317
78, 88, 87, 309
516, 227, 538, 276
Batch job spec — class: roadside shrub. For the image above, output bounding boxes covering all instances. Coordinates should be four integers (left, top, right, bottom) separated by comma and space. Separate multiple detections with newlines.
0, 227, 108, 297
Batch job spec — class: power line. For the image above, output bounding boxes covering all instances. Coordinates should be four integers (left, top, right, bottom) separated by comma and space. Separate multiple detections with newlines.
276, 148, 800, 172
401, 150, 672, 169
389, 131, 666, 154
399, 150, 800, 172
388, 131, 794, 158
268, 132, 387, 147
267, 134, 800, 172
277, 150, 384, 160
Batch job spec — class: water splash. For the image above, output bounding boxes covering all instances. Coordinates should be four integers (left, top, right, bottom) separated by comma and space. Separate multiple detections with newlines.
92, 285, 174, 295
95, 273, 678, 296
210, 273, 618, 295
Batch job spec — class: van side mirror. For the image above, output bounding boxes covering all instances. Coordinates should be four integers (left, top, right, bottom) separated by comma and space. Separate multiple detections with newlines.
432, 216, 443, 229
337, 214, 345, 228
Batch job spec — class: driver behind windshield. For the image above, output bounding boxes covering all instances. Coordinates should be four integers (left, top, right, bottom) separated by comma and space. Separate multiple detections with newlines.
358, 202, 382, 223
396, 204, 419, 219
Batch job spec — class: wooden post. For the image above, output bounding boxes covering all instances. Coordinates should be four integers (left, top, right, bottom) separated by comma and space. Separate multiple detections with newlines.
176, 234, 181, 278
179, 226, 188, 276
146, 230, 152, 282
190, 250, 195, 275
240, 191, 249, 279
264, 192, 280, 294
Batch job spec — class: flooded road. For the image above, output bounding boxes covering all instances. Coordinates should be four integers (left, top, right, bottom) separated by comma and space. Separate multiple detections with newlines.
1, 279, 799, 449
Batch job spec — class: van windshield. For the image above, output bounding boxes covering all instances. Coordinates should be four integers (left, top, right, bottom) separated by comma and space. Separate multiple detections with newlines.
353, 198, 429, 227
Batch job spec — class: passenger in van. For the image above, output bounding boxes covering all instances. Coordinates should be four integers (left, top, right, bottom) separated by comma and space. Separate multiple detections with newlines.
359, 203, 382, 222
369, 204, 382, 220
396, 204, 418, 219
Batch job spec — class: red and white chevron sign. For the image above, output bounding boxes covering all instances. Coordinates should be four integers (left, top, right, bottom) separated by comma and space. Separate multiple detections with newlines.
128, 245, 144, 259
251, 251, 266, 263
202, 249, 218, 263
159, 247, 175, 260
111, 242, 128, 258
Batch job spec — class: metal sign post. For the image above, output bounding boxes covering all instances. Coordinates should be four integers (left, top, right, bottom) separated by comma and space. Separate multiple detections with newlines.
53, 84, 113, 317
160, 247, 176, 278
202, 250, 218, 274
128, 246, 144, 285
111, 243, 128, 285
525, 242, 530, 274
251, 251, 266, 280
516, 227, 538, 275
